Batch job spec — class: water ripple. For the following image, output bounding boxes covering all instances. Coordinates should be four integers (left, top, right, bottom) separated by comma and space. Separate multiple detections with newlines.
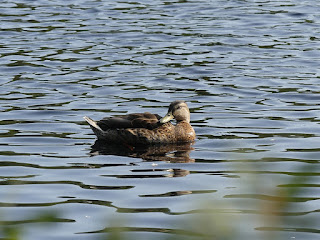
0, 0, 319, 239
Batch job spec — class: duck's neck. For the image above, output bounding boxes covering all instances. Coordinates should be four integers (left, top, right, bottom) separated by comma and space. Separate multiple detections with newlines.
177, 119, 190, 124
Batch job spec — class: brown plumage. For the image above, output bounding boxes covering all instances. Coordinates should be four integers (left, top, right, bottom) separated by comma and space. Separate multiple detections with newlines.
84, 101, 196, 146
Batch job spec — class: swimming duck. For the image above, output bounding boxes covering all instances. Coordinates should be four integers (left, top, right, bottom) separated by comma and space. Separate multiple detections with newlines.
83, 100, 196, 145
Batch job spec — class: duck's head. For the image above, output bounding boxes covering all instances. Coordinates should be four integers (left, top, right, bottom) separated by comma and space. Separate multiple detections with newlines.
160, 101, 191, 124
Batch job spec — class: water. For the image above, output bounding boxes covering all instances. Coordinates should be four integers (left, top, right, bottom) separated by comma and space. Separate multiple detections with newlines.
0, 0, 319, 239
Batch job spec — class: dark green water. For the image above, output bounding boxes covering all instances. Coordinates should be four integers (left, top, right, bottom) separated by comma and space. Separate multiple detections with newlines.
0, 0, 319, 239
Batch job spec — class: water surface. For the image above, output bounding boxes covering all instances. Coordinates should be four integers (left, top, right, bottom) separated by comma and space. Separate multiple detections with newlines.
0, 0, 319, 239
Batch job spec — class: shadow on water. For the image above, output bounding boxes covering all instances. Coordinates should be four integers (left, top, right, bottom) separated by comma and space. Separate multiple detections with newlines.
89, 140, 195, 178
90, 140, 195, 163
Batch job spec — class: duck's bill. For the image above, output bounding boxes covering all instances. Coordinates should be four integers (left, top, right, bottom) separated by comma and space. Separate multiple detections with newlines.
160, 112, 174, 123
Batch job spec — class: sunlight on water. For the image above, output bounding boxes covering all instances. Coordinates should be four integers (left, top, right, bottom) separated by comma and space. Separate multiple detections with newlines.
0, 0, 319, 239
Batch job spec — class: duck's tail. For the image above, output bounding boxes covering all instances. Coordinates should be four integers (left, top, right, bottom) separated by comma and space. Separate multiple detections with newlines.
83, 116, 105, 138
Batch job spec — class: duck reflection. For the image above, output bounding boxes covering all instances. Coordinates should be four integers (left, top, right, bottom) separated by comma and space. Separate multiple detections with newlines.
90, 140, 195, 163
90, 141, 194, 178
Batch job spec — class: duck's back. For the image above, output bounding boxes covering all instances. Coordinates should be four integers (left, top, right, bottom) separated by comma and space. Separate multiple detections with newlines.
97, 112, 161, 130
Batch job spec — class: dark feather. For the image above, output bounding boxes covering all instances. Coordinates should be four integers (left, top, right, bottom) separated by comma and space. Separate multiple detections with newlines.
97, 112, 162, 130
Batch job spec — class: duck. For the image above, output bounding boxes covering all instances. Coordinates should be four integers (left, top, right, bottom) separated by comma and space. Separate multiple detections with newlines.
83, 100, 196, 146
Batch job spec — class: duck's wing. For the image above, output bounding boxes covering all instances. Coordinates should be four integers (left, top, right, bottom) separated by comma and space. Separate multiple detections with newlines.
97, 112, 162, 130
